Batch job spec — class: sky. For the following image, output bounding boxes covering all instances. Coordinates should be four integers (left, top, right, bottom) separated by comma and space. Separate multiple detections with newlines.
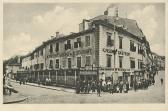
3, 3, 165, 60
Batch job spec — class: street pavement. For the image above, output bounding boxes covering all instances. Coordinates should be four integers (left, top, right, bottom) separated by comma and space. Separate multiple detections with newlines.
6, 71, 165, 104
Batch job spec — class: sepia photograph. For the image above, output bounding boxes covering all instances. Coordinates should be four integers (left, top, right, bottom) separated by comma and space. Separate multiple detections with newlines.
2, 2, 166, 104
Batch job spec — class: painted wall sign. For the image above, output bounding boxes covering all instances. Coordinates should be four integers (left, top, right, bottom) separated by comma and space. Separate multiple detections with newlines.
118, 50, 130, 56
102, 48, 130, 56
47, 48, 92, 58
100, 67, 130, 72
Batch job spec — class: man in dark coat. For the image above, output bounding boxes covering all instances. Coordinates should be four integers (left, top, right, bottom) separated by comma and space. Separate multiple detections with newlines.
97, 81, 101, 97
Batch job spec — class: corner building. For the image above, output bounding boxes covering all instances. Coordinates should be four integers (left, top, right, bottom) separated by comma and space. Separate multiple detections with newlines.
21, 14, 150, 87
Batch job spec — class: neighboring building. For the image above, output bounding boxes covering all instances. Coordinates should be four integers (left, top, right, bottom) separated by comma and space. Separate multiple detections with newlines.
3, 56, 22, 79
20, 11, 153, 87
151, 52, 165, 70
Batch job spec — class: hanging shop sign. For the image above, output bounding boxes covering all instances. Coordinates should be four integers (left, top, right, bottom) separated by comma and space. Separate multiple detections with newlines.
47, 48, 92, 58
102, 48, 130, 56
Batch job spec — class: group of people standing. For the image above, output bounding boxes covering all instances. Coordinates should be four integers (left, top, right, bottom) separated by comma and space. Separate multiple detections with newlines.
75, 79, 130, 96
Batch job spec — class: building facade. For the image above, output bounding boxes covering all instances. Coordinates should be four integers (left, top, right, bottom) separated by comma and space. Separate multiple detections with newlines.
20, 14, 153, 87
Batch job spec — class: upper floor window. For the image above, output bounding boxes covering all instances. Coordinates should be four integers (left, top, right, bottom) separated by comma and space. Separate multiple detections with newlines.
107, 54, 112, 67
107, 32, 114, 47
55, 43, 59, 52
65, 40, 71, 50
40, 49, 43, 56
68, 58, 71, 68
130, 41, 136, 52
50, 44, 53, 53
74, 38, 81, 48
85, 36, 90, 47
49, 60, 53, 69
130, 58, 135, 68
86, 56, 91, 66
55, 59, 59, 68
40, 63, 44, 70
119, 56, 123, 68
31, 54, 34, 60
119, 37, 123, 49
138, 59, 143, 69
138, 44, 143, 54
77, 57, 81, 68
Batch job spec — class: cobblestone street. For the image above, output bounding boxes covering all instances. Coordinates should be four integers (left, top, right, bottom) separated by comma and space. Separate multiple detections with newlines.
5, 71, 164, 104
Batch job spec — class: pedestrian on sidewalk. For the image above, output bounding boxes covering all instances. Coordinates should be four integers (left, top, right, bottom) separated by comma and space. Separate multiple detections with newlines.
109, 83, 114, 94
97, 81, 101, 97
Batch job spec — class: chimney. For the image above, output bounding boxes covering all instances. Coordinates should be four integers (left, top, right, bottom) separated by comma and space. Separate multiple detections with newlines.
51, 36, 54, 39
56, 32, 59, 38
104, 9, 108, 15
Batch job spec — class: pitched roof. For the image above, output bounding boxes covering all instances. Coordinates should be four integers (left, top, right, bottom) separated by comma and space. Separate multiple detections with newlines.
90, 15, 145, 38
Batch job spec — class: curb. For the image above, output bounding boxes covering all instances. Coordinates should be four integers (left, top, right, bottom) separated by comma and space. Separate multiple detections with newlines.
28, 84, 75, 93
11, 81, 75, 93
3, 97, 28, 104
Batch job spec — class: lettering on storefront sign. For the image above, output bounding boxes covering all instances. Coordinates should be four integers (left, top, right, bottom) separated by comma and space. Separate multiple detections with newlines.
47, 48, 92, 58
100, 67, 130, 72
102, 48, 130, 56
118, 50, 130, 56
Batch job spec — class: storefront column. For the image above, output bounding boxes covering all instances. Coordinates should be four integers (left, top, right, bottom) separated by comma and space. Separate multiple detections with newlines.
49, 70, 50, 78
64, 70, 67, 85
43, 71, 44, 79
74, 70, 76, 86
55, 71, 57, 84
38, 71, 39, 81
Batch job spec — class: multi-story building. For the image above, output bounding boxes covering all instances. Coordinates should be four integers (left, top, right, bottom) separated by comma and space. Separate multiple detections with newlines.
20, 11, 152, 87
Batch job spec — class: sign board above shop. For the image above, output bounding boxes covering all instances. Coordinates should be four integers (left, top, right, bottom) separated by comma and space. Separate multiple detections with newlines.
100, 67, 130, 72
47, 48, 93, 58
102, 48, 130, 56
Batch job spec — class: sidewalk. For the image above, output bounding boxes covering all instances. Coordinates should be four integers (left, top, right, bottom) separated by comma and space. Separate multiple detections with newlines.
11, 80, 75, 93
3, 93, 28, 104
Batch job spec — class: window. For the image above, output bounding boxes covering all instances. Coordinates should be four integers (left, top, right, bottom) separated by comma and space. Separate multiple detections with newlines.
55, 59, 59, 68
55, 43, 59, 52
68, 58, 71, 68
130, 41, 136, 52
40, 63, 44, 70
36, 51, 39, 57
119, 37, 123, 49
65, 40, 71, 50
49, 60, 53, 69
86, 56, 91, 66
74, 38, 81, 48
138, 60, 143, 69
107, 54, 112, 67
138, 44, 143, 54
77, 57, 81, 68
50, 44, 53, 53
119, 56, 123, 68
85, 36, 90, 46
40, 49, 43, 56
107, 32, 114, 47
130, 58, 135, 68
31, 54, 34, 60
77, 38, 81, 47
